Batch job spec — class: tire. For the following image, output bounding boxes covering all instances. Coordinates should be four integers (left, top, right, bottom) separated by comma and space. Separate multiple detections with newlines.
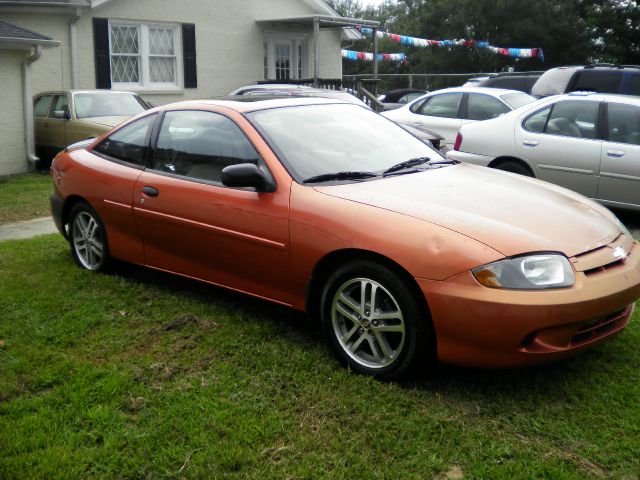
494, 160, 533, 177
320, 260, 431, 380
68, 202, 111, 272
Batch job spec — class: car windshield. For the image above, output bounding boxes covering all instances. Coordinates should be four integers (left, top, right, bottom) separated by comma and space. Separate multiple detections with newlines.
248, 103, 439, 182
73, 92, 148, 119
500, 92, 536, 110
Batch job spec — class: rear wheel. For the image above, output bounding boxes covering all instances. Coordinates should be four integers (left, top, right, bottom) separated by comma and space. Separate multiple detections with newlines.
494, 160, 533, 177
320, 260, 431, 379
68, 202, 111, 272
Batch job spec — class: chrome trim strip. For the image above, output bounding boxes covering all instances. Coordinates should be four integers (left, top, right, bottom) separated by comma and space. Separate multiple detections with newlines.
538, 164, 594, 175
599, 171, 640, 181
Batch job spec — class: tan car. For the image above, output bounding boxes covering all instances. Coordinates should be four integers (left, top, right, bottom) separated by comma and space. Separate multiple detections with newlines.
34, 90, 151, 166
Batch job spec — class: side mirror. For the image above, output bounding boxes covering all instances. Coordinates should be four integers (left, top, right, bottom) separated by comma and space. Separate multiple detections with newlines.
221, 163, 275, 192
53, 108, 70, 120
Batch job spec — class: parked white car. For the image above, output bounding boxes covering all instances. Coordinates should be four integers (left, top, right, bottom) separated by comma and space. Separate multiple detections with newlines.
447, 92, 640, 211
381, 87, 535, 150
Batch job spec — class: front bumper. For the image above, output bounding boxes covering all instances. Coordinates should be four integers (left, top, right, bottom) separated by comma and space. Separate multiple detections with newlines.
50, 191, 67, 239
418, 242, 640, 368
445, 150, 495, 166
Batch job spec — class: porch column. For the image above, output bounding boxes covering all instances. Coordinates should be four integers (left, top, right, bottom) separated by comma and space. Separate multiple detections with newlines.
313, 16, 320, 87
372, 27, 378, 82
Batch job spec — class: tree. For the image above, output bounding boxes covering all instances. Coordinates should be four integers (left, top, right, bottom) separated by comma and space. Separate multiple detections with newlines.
582, 0, 640, 64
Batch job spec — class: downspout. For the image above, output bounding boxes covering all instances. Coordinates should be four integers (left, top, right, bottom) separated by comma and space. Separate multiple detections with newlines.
69, 8, 81, 88
23, 45, 42, 165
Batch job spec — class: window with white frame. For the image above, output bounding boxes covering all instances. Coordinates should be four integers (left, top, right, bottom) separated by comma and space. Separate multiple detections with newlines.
110, 22, 181, 89
263, 32, 308, 80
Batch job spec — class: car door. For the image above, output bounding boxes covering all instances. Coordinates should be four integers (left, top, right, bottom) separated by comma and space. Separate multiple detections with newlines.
46, 94, 70, 152
406, 92, 465, 149
515, 99, 602, 197
83, 113, 158, 265
597, 102, 640, 207
132, 109, 292, 305
33, 94, 53, 156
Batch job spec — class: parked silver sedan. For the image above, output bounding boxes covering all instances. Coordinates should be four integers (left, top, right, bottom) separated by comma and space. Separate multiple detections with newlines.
447, 92, 640, 211
381, 87, 536, 150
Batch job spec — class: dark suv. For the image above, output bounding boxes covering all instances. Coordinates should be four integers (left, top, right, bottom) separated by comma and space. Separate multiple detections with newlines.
464, 74, 540, 94
532, 65, 640, 98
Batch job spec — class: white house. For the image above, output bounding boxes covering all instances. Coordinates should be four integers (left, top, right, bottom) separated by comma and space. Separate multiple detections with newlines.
0, 0, 375, 175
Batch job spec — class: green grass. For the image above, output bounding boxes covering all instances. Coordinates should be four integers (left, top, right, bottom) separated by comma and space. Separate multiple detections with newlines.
0, 173, 52, 225
1, 235, 640, 479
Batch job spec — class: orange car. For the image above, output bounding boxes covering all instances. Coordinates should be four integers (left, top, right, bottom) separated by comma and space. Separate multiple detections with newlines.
50, 97, 640, 379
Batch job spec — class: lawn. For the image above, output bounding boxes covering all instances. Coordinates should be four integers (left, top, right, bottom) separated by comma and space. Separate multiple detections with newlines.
0, 173, 52, 225
1, 234, 639, 479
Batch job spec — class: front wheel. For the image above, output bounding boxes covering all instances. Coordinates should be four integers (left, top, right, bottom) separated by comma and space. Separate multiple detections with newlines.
494, 160, 533, 177
320, 260, 432, 380
68, 202, 111, 272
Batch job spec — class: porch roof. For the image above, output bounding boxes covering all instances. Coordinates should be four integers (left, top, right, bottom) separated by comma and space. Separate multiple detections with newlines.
257, 14, 379, 30
0, 20, 61, 49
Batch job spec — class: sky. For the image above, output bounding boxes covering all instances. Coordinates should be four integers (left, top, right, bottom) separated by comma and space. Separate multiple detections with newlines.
362, 0, 388, 6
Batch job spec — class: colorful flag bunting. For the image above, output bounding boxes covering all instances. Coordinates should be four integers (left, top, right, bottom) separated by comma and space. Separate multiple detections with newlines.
341, 49, 407, 62
359, 27, 544, 61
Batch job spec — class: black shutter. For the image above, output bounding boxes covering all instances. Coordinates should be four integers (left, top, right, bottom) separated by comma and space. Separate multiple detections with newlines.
93, 18, 111, 89
182, 23, 197, 88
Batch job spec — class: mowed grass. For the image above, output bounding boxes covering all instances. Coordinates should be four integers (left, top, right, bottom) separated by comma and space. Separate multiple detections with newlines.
0, 173, 52, 225
1, 235, 639, 479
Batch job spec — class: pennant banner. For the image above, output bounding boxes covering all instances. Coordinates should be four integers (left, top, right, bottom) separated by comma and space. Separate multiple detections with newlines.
342, 49, 407, 62
359, 27, 544, 61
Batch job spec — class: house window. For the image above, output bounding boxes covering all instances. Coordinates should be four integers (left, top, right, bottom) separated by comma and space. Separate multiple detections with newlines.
263, 33, 307, 80
109, 22, 181, 89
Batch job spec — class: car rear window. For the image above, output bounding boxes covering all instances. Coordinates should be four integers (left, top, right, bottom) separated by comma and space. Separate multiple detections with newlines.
531, 68, 577, 97
568, 70, 622, 94
628, 75, 640, 96
500, 93, 536, 110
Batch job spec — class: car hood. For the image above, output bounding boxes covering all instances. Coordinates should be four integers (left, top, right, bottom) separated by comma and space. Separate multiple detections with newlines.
79, 116, 130, 128
315, 163, 621, 258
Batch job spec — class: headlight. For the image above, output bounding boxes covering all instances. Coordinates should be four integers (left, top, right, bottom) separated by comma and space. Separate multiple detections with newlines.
472, 254, 575, 290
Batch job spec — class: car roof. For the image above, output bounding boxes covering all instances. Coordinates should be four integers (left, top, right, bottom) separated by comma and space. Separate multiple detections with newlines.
160, 96, 350, 113
431, 86, 530, 96
34, 89, 140, 96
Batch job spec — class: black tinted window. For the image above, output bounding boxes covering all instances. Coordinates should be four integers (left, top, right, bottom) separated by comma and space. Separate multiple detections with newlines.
93, 114, 155, 165
607, 103, 640, 145
628, 75, 640, 96
466, 94, 510, 120
487, 77, 525, 91
152, 111, 259, 183
570, 70, 622, 93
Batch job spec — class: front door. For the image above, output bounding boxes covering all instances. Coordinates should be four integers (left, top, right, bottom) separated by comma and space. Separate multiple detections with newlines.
133, 109, 292, 305
516, 99, 602, 197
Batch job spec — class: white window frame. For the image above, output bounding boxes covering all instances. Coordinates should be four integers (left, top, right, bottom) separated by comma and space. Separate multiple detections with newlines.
109, 20, 183, 93
263, 32, 308, 80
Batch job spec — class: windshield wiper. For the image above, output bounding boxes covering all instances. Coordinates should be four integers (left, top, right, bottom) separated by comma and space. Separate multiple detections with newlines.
383, 157, 430, 176
303, 171, 377, 184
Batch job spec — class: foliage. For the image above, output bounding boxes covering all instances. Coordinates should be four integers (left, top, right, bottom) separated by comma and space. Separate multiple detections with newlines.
329, 0, 640, 84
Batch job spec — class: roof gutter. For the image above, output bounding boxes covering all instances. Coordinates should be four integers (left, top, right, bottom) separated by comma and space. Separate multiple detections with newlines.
22, 45, 42, 164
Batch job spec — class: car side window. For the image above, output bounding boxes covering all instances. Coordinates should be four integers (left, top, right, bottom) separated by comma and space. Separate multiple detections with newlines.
522, 106, 552, 133
544, 101, 599, 139
607, 103, 640, 145
92, 114, 156, 166
34, 95, 53, 118
629, 75, 640, 96
416, 93, 463, 118
569, 70, 622, 94
466, 94, 510, 120
152, 110, 259, 183
51, 95, 69, 118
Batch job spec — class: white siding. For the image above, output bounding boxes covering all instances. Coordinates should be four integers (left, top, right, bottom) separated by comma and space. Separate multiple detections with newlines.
0, 13, 71, 95
0, 51, 28, 175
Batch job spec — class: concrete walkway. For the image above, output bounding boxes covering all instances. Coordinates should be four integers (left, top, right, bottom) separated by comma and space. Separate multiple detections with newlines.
0, 217, 58, 242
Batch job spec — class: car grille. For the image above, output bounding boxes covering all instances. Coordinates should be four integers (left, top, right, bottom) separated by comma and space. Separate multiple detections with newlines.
571, 306, 631, 346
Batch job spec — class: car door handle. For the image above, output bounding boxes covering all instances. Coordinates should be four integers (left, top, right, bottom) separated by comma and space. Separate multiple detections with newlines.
607, 150, 626, 158
522, 140, 538, 147
142, 186, 159, 197
413, 122, 423, 126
